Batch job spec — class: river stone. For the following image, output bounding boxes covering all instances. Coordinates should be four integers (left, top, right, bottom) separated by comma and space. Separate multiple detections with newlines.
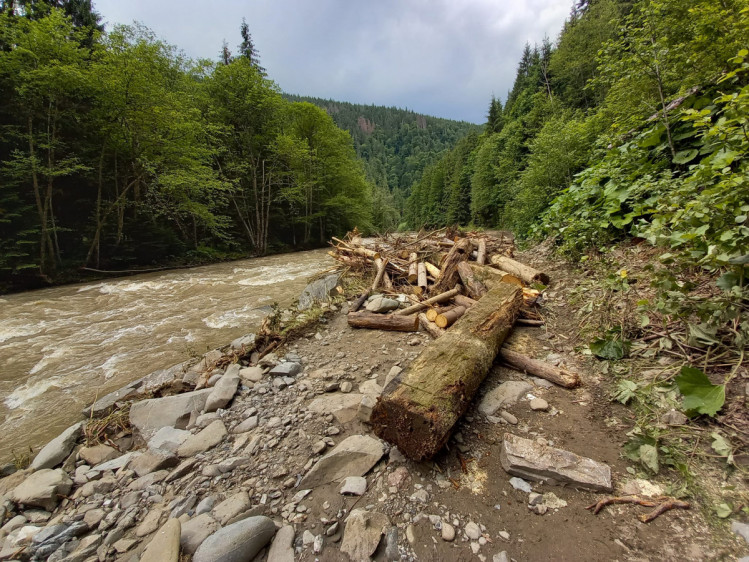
30, 422, 83, 471
180, 513, 220, 554
365, 296, 399, 313
205, 367, 241, 412
478, 381, 533, 416
12, 469, 72, 511
340, 476, 367, 496
341, 509, 390, 561
266, 524, 295, 562
232, 416, 258, 434
230, 333, 255, 351
193, 515, 276, 562
212, 491, 251, 525
177, 420, 227, 457
500, 433, 612, 492
268, 362, 302, 377
148, 426, 191, 454
86, 451, 134, 477
298, 273, 341, 310
239, 366, 264, 383
130, 449, 179, 477
141, 518, 181, 562
136, 507, 166, 537
78, 444, 118, 466
129, 389, 212, 441
307, 393, 363, 424
300, 435, 384, 488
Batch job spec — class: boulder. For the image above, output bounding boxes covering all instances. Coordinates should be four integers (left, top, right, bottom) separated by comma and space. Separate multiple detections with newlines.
365, 296, 400, 313
147, 427, 191, 454
180, 513, 220, 554
12, 469, 72, 511
239, 366, 263, 383
300, 435, 384, 488
141, 518, 181, 562
204, 367, 241, 412
130, 450, 179, 477
193, 516, 276, 562
341, 510, 390, 561
298, 273, 341, 310
177, 420, 227, 457
500, 433, 612, 492
129, 389, 212, 441
78, 445, 118, 466
212, 491, 251, 525
478, 381, 533, 416
268, 362, 302, 377
266, 524, 295, 562
30, 422, 83, 471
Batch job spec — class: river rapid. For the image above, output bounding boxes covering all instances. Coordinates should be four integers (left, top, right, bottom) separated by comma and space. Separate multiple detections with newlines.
0, 249, 331, 464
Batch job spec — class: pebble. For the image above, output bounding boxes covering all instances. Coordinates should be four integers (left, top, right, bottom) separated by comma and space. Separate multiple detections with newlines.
499, 531, 510, 540
530, 397, 549, 411
499, 410, 518, 425
509, 477, 532, 492
465, 521, 481, 540
441, 523, 455, 541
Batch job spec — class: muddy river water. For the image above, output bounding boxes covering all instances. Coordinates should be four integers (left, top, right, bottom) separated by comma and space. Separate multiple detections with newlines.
0, 249, 331, 464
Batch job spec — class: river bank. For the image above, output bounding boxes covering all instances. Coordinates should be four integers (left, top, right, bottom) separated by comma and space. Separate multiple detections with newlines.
1, 240, 746, 561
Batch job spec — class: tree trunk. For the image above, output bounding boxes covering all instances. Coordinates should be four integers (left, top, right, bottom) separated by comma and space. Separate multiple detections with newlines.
417, 262, 428, 293
453, 294, 476, 309
457, 261, 487, 299
489, 256, 549, 285
408, 253, 418, 283
476, 238, 487, 265
347, 312, 420, 332
470, 263, 523, 288
395, 287, 461, 316
435, 305, 467, 328
418, 313, 444, 339
433, 238, 473, 293
371, 283, 522, 460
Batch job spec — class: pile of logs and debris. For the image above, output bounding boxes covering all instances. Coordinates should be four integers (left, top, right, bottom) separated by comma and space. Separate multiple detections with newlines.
329, 228, 580, 461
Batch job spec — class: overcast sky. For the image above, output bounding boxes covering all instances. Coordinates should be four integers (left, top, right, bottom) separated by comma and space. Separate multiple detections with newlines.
94, 0, 571, 123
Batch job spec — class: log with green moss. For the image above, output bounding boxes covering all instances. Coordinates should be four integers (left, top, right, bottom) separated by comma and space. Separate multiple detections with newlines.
371, 282, 523, 460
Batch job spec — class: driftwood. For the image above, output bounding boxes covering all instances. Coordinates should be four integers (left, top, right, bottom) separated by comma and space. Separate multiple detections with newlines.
516, 318, 544, 327
586, 496, 690, 523
426, 305, 452, 322
408, 253, 419, 283
395, 287, 462, 316
499, 348, 580, 388
351, 291, 370, 313
418, 313, 445, 339
434, 238, 473, 293
490, 255, 549, 285
424, 261, 441, 279
417, 262, 428, 293
372, 258, 388, 291
347, 312, 419, 332
457, 261, 488, 299
476, 238, 487, 265
435, 305, 467, 328
371, 283, 523, 460
469, 263, 523, 288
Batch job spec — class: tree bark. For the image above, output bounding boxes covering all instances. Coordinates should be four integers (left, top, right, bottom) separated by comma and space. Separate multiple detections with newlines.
426, 305, 452, 322
347, 312, 420, 332
453, 294, 477, 309
407, 253, 419, 284
434, 238, 473, 293
417, 262, 428, 293
489, 256, 549, 285
476, 238, 487, 265
371, 283, 522, 460
418, 313, 445, 339
499, 348, 580, 388
395, 287, 462, 316
457, 261, 488, 299
435, 305, 467, 328
468, 263, 523, 288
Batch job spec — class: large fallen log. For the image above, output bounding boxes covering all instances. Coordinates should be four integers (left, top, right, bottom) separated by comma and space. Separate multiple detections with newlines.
469, 263, 523, 288
433, 238, 473, 293
395, 287, 461, 316
347, 312, 419, 332
499, 348, 580, 388
371, 283, 523, 460
457, 262, 487, 299
490, 256, 549, 285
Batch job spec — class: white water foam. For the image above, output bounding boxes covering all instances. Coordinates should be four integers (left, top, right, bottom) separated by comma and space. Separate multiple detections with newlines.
5, 376, 62, 410
202, 307, 263, 329
237, 264, 311, 287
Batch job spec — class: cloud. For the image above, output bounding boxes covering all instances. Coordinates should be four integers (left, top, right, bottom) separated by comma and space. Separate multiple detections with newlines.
94, 0, 570, 123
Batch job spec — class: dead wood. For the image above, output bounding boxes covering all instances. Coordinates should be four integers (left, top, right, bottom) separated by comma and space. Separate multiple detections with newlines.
347, 311, 420, 332
435, 305, 467, 328
418, 313, 445, 339
434, 238, 473, 293
490, 255, 549, 285
457, 261, 488, 299
499, 348, 580, 388
395, 286, 462, 316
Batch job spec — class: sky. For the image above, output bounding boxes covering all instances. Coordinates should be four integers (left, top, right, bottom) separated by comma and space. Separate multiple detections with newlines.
94, 0, 571, 124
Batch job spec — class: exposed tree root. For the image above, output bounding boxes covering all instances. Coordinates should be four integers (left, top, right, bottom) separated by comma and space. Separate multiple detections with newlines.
586, 495, 690, 522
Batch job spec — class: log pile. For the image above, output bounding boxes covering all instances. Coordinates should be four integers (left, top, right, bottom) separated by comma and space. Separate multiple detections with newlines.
329, 228, 579, 460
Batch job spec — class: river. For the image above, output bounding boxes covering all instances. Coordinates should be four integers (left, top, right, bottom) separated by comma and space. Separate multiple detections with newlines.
0, 249, 331, 465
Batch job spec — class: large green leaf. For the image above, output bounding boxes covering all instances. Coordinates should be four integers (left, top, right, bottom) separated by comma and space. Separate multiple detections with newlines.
675, 366, 725, 417
673, 149, 698, 164
590, 338, 629, 360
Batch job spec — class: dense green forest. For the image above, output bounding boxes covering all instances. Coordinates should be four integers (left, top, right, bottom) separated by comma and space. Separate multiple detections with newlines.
284, 95, 480, 231
406, 0, 749, 341
0, 2, 381, 290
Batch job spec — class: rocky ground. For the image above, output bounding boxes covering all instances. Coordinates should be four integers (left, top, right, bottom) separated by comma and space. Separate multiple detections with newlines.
0, 247, 747, 562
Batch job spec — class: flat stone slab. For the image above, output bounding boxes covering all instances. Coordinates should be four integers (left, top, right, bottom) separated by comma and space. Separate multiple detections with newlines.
177, 420, 227, 457
308, 394, 363, 424
141, 518, 180, 562
12, 469, 72, 511
341, 509, 390, 561
478, 381, 533, 416
268, 362, 302, 377
298, 273, 341, 310
193, 516, 276, 562
500, 433, 612, 492
129, 389, 212, 441
205, 367, 240, 412
300, 435, 384, 488
30, 422, 83, 471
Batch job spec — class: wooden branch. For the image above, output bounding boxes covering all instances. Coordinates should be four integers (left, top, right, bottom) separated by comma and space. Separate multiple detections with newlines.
351, 290, 370, 313
382, 271, 394, 291
372, 283, 522, 460
424, 261, 441, 278
476, 238, 487, 265
408, 252, 418, 283
586, 496, 690, 523
435, 305, 467, 328
434, 238, 473, 293
372, 258, 388, 291
490, 255, 549, 285
417, 262, 427, 293
457, 261, 488, 299
426, 305, 452, 322
395, 287, 462, 316
499, 348, 580, 388
418, 313, 445, 339
516, 318, 544, 327
347, 312, 419, 332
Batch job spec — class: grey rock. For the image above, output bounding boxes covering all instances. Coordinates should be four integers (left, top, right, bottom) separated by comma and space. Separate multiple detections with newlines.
479, 381, 533, 416
494, 552, 510, 562
135, 508, 165, 537
232, 416, 258, 434
464, 521, 481, 540
239, 366, 263, 383
88, 451, 134, 475
1, 514, 27, 534
442, 523, 455, 541
78, 444, 118, 466
147, 427, 191, 454
732, 520, 749, 545
365, 296, 400, 313
130, 450, 179, 477
177, 420, 227, 457
501, 433, 612, 492
308, 393, 363, 424
140, 518, 181, 562
180, 513, 220, 555
300, 435, 385, 488
205, 367, 241, 412
170, 494, 197, 518
385, 527, 399, 561
195, 495, 217, 515
340, 476, 367, 496
357, 394, 377, 423
499, 410, 518, 425
230, 333, 255, 351
340, 509, 389, 561
268, 362, 302, 377
193, 516, 276, 562
80, 475, 117, 497
663, 409, 688, 426
165, 457, 198, 482
128, 470, 168, 491
509, 477, 532, 492
12, 469, 72, 511
30, 422, 83, 471
298, 273, 341, 310
212, 491, 251, 525
129, 389, 212, 441
267, 524, 295, 562
530, 397, 549, 411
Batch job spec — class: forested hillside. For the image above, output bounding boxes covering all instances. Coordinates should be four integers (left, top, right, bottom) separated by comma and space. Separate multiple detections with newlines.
285, 94, 480, 231
0, 4, 373, 290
